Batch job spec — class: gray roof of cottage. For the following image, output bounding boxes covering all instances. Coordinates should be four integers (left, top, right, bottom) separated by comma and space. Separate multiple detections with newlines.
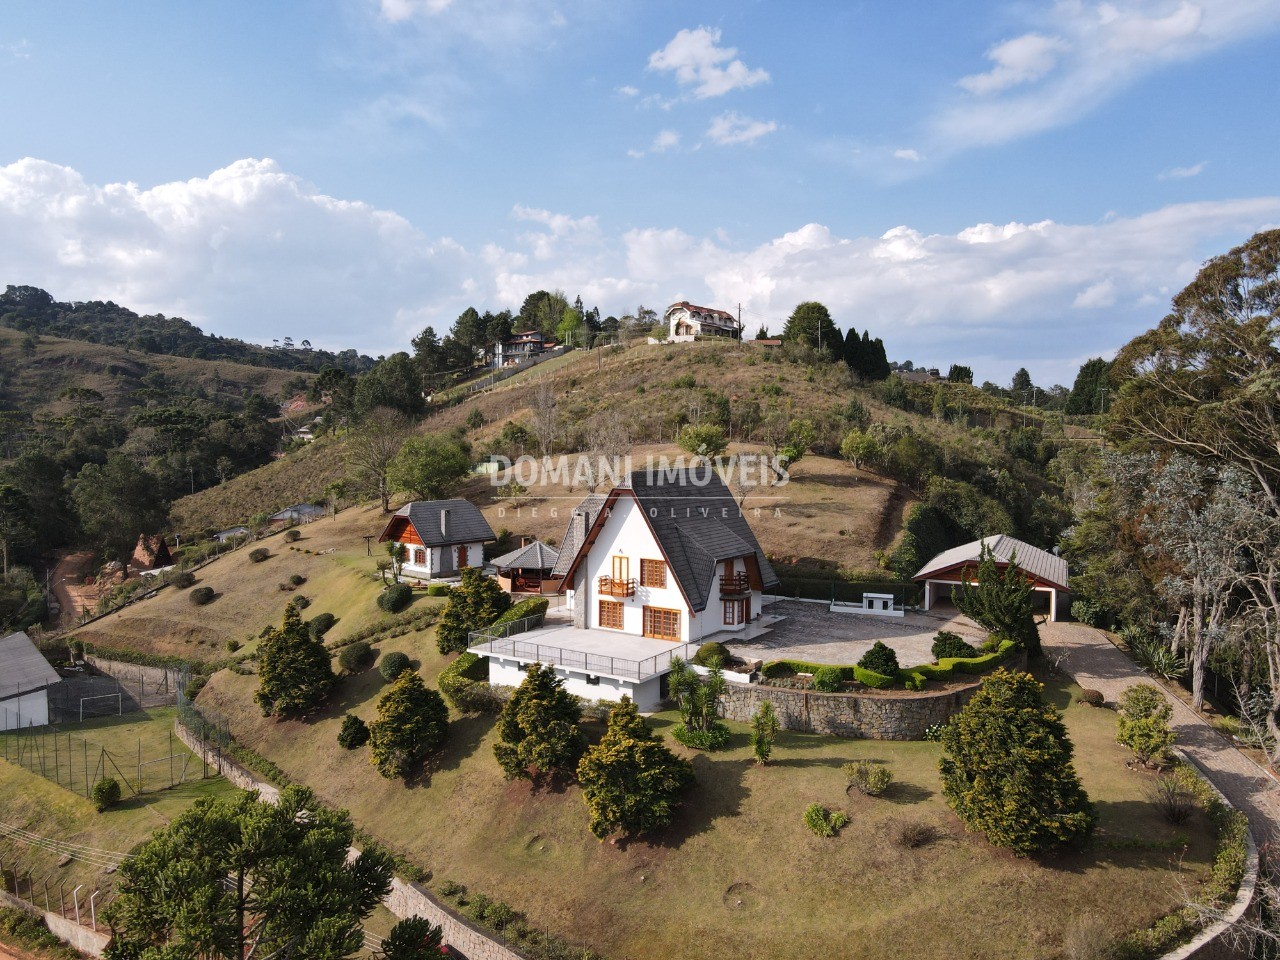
386, 499, 496, 548
270, 503, 325, 521
0, 631, 60, 699
492, 540, 560, 571
913, 534, 1068, 590
553, 470, 778, 612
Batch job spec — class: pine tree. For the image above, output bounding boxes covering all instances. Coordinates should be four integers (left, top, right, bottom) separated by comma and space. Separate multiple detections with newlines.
493, 663, 586, 782
939, 668, 1095, 856
577, 697, 694, 839
843, 327, 864, 376
255, 601, 336, 717
368, 671, 449, 779
436, 566, 513, 654
781, 301, 839, 353
955, 542, 1042, 655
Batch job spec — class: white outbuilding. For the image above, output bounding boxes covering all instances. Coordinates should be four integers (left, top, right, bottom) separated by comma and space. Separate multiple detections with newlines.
0, 631, 60, 731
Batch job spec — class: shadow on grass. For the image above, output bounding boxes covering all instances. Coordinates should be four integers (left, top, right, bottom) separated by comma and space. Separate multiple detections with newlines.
433, 714, 494, 775
639, 752, 750, 852
882, 781, 934, 805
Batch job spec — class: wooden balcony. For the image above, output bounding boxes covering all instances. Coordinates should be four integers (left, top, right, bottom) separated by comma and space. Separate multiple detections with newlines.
720, 573, 751, 597
598, 576, 637, 598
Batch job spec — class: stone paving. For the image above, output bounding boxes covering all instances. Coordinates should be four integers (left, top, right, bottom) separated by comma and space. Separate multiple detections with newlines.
1041, 620, 1280, 846
725, 599, 986, 670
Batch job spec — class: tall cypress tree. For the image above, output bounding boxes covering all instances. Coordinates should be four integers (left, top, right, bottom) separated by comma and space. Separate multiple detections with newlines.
255, 601, 336, 717
843, 327, 863, 375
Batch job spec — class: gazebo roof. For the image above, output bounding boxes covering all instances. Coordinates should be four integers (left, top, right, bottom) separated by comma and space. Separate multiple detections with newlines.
492, 540, 560, 570
913, 534, 1068, 591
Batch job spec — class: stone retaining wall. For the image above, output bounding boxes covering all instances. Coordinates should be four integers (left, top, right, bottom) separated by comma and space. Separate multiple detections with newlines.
85, 655, 185, 700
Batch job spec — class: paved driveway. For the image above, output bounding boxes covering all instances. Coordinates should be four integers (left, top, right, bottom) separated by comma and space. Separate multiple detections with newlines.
1041, 621, 1280, 846
724, 599, 986, 670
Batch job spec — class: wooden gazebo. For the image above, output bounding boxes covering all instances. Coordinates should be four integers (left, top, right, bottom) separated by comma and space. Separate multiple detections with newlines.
492, 540, 560, 595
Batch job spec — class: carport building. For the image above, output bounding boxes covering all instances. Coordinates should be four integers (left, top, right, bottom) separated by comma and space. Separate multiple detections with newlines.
913, 534, 1069, 622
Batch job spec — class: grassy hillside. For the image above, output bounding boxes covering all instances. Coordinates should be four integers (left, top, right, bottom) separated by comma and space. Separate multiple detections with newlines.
0, 326, 309, 422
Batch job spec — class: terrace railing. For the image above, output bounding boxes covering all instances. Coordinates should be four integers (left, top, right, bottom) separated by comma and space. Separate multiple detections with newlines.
469, 634, 700, 682
597, 576, 637, 598
719, 573, 751, 597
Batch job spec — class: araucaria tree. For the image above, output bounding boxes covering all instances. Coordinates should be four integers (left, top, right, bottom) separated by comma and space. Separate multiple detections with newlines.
380, 918, 445, 960
103, 786, 392, 960
255, 601, 336, 718
955, 542, 1042, 656
369, 670, 449, 779
435, 567, 512, 654
577, 696, 694, 839
493, 663, 586, 782
939, 668, 1095, 856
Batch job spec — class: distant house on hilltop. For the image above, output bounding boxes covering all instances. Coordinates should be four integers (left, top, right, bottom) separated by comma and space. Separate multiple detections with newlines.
268, 503, 326, 528
132, 534, 172, 572
665, 302, 742, 342
493, 330, 549, 368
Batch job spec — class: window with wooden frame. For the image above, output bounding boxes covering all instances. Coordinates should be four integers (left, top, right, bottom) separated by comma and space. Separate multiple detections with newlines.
639, 559, 667, 588
643, 606, 681, 641
598, 600, 624, 630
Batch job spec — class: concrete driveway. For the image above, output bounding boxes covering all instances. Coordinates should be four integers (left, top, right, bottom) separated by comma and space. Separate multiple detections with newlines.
724, 599, 986, 670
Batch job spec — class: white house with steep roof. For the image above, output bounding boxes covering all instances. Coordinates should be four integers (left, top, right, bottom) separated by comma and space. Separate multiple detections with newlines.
664, 302, 742, 342
469, 468, 777, 710
0, 631, 60, 731
378, 499, 496, 582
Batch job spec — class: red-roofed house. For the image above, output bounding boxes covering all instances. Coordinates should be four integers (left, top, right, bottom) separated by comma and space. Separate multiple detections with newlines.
665, 302, 742, 342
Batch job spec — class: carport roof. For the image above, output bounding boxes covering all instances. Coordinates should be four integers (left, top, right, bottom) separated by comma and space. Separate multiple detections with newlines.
913, 535, 1068, 591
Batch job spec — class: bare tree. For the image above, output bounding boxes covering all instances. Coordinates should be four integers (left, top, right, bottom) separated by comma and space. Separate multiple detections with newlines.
346, 408, 412, 512
529, 377, 560, 458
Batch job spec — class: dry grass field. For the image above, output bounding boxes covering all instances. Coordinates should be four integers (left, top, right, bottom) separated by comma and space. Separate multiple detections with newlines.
199, 635, 1218, 960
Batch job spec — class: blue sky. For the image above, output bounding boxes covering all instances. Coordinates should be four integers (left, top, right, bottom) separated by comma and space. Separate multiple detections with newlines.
1, 1, 1278, 384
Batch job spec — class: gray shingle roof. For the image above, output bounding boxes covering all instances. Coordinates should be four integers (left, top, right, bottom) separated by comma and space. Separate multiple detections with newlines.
491, 540, 560, 570
384, 499, 496, 548
0, 631, 59, 699
553, 470, 778, 612
551, 493, 606, 578
913, 534, 1068, 590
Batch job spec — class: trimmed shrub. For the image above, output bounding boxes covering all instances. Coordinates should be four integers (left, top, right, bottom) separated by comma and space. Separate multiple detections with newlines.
439, 652, 499, 712
378, 583, 413, 613
308, 612, 336, 640
672, 723, 731, 750
931, 631, 977, 661
248, 547, 269, 563
426, 583, 450, 597
854, 665, 896, 689
92, 777, 121, 812
1070, 599, 1102, 626
858, 641, 900, 677
225, 638, 241, 653
492, 595, 550, 628
284, 529, 301, 542
693, 641, 731, 667
1117, 683, 1175, 765
169, 570, 196, 589
190, 586, 215, 606
1078, 689, 1105, 707
292, 595, 311, 610
380, 651, 411, 681
844, 760, 893, 796
812, 666, 844, 692
901, 672, 926, 691
337, 713, 370, 749
803, 803, 849, 838
289, 573, 307, 587
338, 641, 373, 673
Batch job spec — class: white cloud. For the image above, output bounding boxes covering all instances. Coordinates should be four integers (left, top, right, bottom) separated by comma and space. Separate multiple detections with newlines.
627, 129, 681, 158
935, 1, 1280, 149
707, 112, 777, 146
1160, 160, 1209, 180
379, 0, 455, 21
893, 148, 922, 162
3, 157, 1278, 382
617, 85, 640, 97
648, 27, 769, 99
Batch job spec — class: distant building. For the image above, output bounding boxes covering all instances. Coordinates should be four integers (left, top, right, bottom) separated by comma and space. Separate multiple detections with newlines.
0, 631, 59, 731
493, 330, 549, 368
378, 499, 496, 581
214, 526, 250, 543
665, 302, 742, 342
268, 503, 326, 527
132, 534, 173, 572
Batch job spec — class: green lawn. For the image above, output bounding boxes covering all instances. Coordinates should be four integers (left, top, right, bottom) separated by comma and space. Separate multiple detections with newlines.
0, 708, 241, 896
199, 632, 1219, 960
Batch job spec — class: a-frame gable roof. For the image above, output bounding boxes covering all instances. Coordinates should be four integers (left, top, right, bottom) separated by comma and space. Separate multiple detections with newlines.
378, 499, 496, 548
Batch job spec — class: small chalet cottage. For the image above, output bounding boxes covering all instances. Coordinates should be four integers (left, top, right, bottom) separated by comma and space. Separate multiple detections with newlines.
378, 499, 496, 582
469, 468, 778, 710
664, 301, 742, 342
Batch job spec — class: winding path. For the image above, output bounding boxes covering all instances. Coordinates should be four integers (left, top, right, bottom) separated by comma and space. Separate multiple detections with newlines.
1042, 621, 1280, 847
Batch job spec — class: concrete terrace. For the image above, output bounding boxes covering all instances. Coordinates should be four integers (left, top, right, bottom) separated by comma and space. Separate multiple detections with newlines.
469, 623, 697, 682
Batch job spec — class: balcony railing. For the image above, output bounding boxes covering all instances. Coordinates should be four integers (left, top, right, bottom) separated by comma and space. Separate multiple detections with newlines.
720, 573, 751, 597
598, 576, 637, 598
468, 634, 700, 682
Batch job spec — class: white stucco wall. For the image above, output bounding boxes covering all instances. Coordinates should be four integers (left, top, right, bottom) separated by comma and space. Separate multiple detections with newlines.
488, 656, 664, 711
398, 541, 484, 580
0, 689, 49, 731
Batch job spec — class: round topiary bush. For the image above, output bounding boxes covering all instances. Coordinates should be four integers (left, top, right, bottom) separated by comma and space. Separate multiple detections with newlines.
338, 641, 374, 673
426, 583, 451, 597
380, 651, 412, 681
92, 777, 121, 812
289, 573, 307, 587
226, 638, 241, 653
844, 759, 893, 796
692, 641, 732, 667
190, 586, 216, 606
291, 595, 311, 610
248, 547, 269, 563
169, 570, 196, 589
309, 612, 336, 640
337, 713, 370, 749
378, 583, 413, 613
284, 529, 301, 543
812, 666, 844, 692
858, 641, 900, 677
1078, 689, 1106, 707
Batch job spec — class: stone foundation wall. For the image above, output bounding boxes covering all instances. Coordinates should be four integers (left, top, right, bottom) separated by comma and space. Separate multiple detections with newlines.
720, 683, 980, 739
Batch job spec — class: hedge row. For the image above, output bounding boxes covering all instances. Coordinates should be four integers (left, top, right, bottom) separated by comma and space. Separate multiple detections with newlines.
492, 596, 550, 628
327, 606, 441, 651
438, 652, 500, 712
760, 640, 1015, 691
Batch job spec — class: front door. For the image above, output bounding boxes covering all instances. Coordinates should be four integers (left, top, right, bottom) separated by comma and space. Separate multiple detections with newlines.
457, 545, 469, 569
612, 555, 629, 584
643, 606, 681, 641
